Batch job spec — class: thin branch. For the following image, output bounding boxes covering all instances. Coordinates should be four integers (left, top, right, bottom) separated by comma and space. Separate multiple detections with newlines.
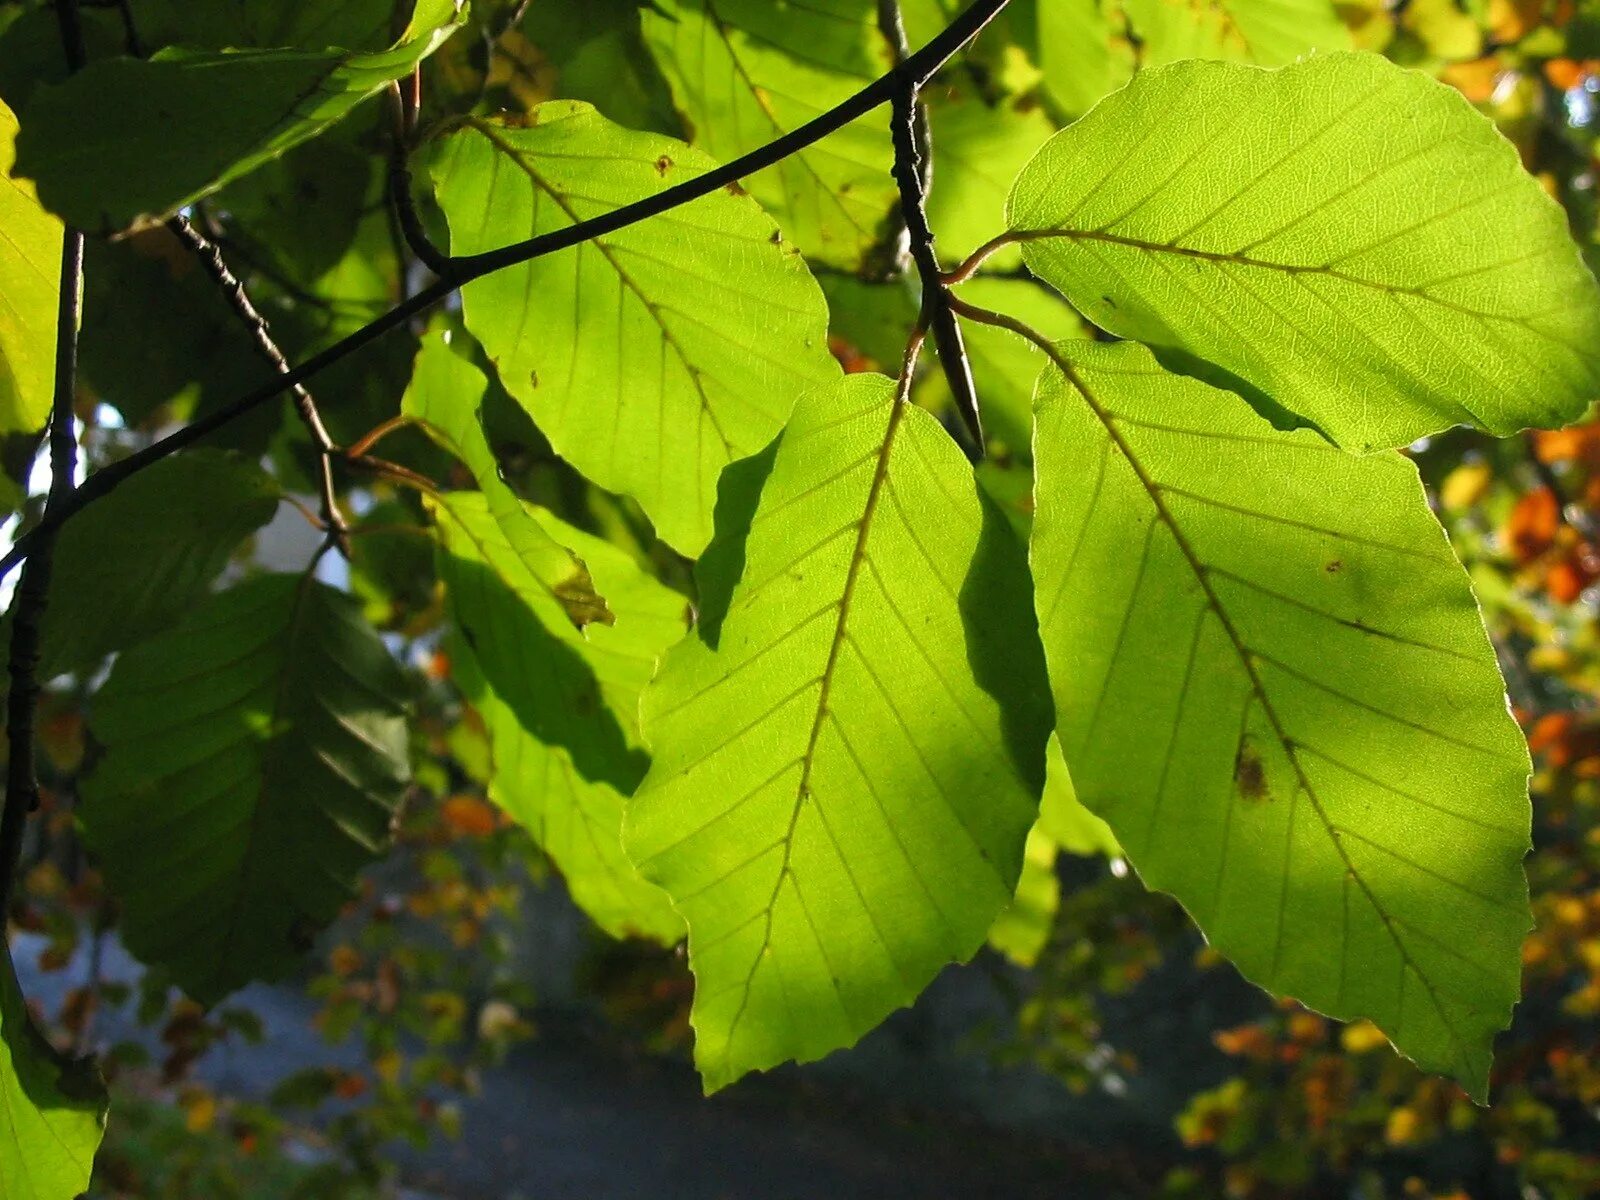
1, 0, 86, 917
0, 0, 1012, 581
879, 0, 983, 450
943, 230, 1023, 284
387, 83, 452, 276
166, 214, 351, 555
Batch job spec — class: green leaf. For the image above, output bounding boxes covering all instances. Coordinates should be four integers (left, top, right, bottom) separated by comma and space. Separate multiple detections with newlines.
925, 96, 1057, 269
1123, 0, 1352, 68
1030, 339, 1530, 1100
402, 334, 609, 629
1038, 0, 1131, 118
0, 96, 61, 434
1009, 52, 1600, 450
627, 374, 1052, 1092
127, 0, 404, 53
1038, 734, 1120, 858
985, 825, 1060, 968
38, 450, 280, 678
451, 529, 687, 944
426, 102, 838, 554
641, 0, 896, 268
0, 946, 104, 1200
81, 575, 410, 1005
14, 0, 465, 231
1038, 0, 1352, 117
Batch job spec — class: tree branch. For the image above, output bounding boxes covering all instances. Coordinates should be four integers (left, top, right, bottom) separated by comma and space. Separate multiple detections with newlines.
166, 214, 350, 554
387, 80, 452, 277
879, 0, 983, 450
1, 0, 86, 916
0, 0, 1012, 580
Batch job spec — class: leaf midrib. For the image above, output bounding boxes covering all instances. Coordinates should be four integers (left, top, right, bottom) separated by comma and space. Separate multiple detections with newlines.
1014, 227, 1596, 356
716, 390, 910, 1067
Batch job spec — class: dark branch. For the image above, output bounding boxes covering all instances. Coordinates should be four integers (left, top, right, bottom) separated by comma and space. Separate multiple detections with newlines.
166, 214, 350, 553
387, 82, 451, 276
1, 0, 87, 915
0, 0, 1012, 580
879, 0, 983, 451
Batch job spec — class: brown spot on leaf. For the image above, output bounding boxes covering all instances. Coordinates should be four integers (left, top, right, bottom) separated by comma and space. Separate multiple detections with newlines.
1235, 741, 1270, 803
1324, 559, 1343, 574
655, 155, 673, 176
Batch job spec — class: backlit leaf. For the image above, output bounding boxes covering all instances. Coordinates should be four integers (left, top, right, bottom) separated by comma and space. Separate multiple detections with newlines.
448, 503, 688, 944
0, 946, 104, 1200
1010, 52, 1600, 449
402, 334, 608, 630
627, 374, 1052, 1091
641, 0, 896, 268
1030, 339, 1530, 1100
0, 96, 61, 433
426, 101, 837, 553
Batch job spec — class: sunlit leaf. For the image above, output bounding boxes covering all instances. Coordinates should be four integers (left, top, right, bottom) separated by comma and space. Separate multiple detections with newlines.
986, 826, 1060, 968
81, 575, 410, 1004
0, 96, 61, 433
426, 101, 837, 553
403, 334, 608, 629
628, 374, 1052, 1092
641, 0, 896, 268
1031, 339, 1530, 1100
450, 510, 688, 943
1010, 52, 1600, 449
0, 946, 104, 1200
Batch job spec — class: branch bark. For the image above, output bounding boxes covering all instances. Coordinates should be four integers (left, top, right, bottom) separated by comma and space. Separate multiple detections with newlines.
879, 0, 983, 450
0, 0, 1012, 580
166, 214, 350, 553
1, 0, 87, 915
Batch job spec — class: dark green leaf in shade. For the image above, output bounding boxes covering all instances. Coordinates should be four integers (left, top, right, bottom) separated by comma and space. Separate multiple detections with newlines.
14, 0, 465, 231
81, 575, 410, 1005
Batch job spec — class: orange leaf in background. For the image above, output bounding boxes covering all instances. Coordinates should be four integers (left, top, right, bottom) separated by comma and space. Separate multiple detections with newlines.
1527, 711, 1600, 768
440, 794, 499, 838
828, 336, 878, 375
1546, 542, 1600, 602
1505, 487, 1560, 562
1439, 57, 1503, 103
1488, 0, 1541, 41
1544, 58, 1586, 91
1534, 422, 1600, 469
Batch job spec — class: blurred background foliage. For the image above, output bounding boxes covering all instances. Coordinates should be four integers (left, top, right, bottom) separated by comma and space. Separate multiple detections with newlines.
4, 0, 1600, 1196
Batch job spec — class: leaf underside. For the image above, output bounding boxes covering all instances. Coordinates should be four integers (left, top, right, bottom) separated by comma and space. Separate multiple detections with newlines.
0, 96, 60, 433
1030, 339, 1531, 1100
427, 101, 837, 555
628, 374, 1052, 1092
1011, 52, 1600, 450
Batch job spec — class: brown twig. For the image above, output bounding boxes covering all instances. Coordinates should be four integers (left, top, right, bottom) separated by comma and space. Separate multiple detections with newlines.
166, 213, 350, 556
879, 0, 983, 451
